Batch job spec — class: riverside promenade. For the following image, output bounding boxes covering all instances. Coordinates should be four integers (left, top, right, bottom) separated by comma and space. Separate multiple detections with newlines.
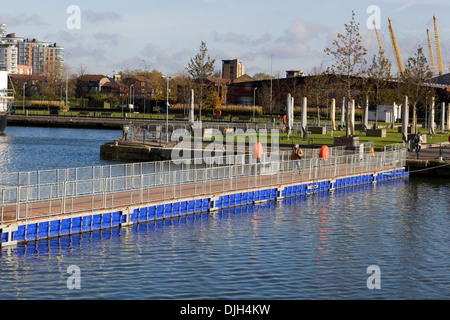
406, 142, 450, 176
0, 146, 408, 247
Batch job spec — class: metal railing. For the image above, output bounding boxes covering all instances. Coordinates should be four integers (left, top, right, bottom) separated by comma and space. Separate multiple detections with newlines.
0, 146, 350, 189
0, 147, 407, 224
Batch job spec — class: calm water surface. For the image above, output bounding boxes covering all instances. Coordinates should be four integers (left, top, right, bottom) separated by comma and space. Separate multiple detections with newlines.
0, 126, 448, 300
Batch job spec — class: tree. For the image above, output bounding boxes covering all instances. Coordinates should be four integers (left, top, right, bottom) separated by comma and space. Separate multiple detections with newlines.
400, 47, 433, 134
253, 73, 272, 80
304, 66, 330, 126
324, 11, 367, 136
366, 52, 392, 128
186, 41, 216, 120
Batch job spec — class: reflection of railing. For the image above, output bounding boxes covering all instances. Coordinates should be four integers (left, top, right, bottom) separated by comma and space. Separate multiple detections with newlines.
0, 148, 407, 224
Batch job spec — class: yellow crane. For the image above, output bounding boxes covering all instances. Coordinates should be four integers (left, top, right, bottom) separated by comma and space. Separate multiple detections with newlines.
427, 28, 436, 73
373, 20, 391, 75
433, 15, 444, 76
388, 17, 404, 76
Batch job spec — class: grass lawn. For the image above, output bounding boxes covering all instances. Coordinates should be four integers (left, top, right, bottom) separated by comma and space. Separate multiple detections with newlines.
277, 128, 449, 149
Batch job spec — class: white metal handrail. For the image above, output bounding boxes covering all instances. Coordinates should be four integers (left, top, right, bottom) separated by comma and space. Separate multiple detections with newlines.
0, 149, 407, 224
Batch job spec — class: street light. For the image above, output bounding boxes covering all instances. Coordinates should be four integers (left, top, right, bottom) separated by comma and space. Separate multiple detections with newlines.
23, 82, 27, 113
129, 84, 134, 117
253, 87, 258, 123
162, 75, 171, 145
66, 52, 72, 107
270, 53, 276, 112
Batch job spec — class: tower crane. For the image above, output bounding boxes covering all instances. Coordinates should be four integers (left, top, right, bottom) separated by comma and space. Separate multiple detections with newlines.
388, 17, 404, 76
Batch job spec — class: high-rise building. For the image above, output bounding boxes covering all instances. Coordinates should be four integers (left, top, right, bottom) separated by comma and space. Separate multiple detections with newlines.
0, 24, 64, 76
0, 43, 18, 74
222, 59, 245, 81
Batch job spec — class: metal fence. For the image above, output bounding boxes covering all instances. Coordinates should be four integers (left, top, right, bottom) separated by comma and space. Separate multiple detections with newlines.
1, 145, 406, 224
0, 146, 350, 189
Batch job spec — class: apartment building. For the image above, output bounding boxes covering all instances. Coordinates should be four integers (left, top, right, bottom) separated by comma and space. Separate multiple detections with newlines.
0, 24, 64, 76
0, 43, 18, 74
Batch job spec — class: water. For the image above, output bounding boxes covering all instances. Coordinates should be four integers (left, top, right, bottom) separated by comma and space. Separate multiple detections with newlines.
0, 127, 449, 300
0, 126, 119, 174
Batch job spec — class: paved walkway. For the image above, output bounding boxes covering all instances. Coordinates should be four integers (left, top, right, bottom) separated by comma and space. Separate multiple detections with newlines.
407, 142, 450, 160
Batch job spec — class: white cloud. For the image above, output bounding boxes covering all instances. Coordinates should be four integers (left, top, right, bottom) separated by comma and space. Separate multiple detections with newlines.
0, 13, 47, 26
84, 10, 122, 23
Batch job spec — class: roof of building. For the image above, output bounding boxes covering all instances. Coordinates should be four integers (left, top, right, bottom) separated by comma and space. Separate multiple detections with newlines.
428, 73, 450, 86
102, 81, 126, 88
78, 74, 110, 82
233, 74, 254, 83
9, 74, 46, 81
121, 76, 152, 84
205, 77, 232, 85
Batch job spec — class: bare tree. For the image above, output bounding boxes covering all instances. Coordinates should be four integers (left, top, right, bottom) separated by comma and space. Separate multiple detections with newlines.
366, 52, 392, 128
77, 64, 89, 77
400, 47, 433, 134
324, 11, 367, 136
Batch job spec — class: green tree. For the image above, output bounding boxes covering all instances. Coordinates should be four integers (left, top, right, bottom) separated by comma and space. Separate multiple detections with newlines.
187, 41, 216, 120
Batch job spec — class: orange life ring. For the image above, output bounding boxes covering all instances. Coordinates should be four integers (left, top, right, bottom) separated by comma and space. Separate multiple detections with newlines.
136, 126, 142, 137
253, 142, 264, 159
283, 115, 287, 124
215, 109, 222, 117
319, 146, 330, 161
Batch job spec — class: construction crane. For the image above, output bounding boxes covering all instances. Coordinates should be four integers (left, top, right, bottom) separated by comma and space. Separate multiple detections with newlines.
427, 29, 436, 73
373, 20, 391, 75
388, 17, 404, 76
433, 15, 444, 76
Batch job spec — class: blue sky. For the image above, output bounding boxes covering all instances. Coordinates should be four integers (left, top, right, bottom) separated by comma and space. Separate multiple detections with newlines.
1, 0, 449, 77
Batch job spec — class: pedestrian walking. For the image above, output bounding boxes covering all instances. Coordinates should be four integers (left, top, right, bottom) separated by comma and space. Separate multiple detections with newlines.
291, 144, 304, 174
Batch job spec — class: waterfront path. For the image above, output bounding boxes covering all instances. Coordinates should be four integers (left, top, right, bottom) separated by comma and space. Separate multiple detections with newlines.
407, 142, 450, 160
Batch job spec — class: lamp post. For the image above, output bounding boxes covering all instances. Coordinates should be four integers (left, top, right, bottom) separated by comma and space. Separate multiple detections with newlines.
129, 84, 134, 117
253, 87, 258, 123
270, 53, 276, 112
65, 52, 72, 107
23, 82, 27, 113
162, 75, 171, 145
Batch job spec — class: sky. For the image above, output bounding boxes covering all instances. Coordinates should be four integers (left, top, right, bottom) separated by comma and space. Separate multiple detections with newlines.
1, 0, 449, 78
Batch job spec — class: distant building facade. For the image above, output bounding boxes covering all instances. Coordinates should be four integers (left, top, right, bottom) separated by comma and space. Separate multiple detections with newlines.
0, 43, 18, 74
76, 75, 111, 98
0, 24, 64, 76
222, 59, 245, 81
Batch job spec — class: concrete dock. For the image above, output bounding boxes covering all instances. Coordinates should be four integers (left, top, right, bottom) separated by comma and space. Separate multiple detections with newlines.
406, 142, 450, 176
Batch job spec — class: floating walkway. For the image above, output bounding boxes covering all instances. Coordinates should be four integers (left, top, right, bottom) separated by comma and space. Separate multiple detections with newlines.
0, 146, 408, 247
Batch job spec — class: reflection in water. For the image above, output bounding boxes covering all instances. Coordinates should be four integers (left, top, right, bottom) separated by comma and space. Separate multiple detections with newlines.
1, 179, 449, 300
0, 134, 12, 173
